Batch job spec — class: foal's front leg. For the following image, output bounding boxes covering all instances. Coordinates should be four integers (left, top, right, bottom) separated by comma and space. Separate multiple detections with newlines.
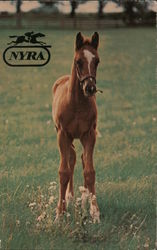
57, 129, 71, 218
80, 128, 100, 223
66, 144, 76, 206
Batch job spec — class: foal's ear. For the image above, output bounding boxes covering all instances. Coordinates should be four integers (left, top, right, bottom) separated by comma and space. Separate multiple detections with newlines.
91, 32, 99, 50
76, 32, 84, 50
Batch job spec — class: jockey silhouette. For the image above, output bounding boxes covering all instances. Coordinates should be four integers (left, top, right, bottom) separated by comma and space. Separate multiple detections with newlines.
7, 32, 46, 45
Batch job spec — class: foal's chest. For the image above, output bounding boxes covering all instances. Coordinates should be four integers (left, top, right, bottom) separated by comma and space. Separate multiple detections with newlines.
66, 108, 96, 138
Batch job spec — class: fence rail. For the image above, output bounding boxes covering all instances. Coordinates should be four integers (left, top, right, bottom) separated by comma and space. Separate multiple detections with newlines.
0, 13, 155, 29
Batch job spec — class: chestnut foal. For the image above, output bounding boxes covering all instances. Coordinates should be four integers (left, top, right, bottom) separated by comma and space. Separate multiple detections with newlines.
52, 32, 100, 222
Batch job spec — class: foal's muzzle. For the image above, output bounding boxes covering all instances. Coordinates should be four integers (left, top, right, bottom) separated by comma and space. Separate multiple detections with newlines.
80, 76, 97, 97
75, 65, 97, 97
84, 82, 96, 96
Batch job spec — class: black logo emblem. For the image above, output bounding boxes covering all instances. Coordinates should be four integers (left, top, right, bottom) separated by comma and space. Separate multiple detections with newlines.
3, 31, 51, 67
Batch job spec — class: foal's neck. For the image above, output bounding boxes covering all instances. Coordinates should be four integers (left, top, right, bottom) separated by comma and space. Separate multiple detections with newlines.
69, 62, 84, 103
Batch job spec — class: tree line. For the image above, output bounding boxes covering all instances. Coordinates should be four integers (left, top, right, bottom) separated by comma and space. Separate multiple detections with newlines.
15, 0, 155, 26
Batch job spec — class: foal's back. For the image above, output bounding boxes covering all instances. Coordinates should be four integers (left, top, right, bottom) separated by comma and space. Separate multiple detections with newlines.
52, 75, 70, 95
52, 75, 72, 128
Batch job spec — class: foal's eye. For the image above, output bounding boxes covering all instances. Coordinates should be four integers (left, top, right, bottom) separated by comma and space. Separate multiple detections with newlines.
76, 59, 83, 68
95, 59, 100, 67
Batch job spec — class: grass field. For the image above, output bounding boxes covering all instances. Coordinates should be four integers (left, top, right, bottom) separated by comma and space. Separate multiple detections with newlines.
0, 28, 156, 250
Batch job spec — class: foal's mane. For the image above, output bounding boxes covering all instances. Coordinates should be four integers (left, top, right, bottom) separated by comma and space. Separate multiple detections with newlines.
81, 38, 91, 47
78, 38, 94, 50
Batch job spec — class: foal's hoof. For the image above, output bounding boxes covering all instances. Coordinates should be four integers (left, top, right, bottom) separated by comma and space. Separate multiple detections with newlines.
79, 187, 100, 223
54, 209, 65, 223
54, 201, 66, 222
89, 195, 100, 223
79, 186, 89, 209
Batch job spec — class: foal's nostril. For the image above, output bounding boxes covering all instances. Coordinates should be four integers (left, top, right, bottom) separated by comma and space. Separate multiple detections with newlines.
85, 85, 96, 95
85, 85, 90, 93
90, 85, 96, 93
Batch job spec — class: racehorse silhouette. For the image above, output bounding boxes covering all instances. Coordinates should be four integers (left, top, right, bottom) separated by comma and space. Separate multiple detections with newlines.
7, 32, 46, 45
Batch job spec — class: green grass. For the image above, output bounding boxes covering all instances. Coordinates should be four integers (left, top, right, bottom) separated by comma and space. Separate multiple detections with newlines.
0, 28, 156, 250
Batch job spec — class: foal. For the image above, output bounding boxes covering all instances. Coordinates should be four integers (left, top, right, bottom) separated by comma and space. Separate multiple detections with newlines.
52, 32, 100, 222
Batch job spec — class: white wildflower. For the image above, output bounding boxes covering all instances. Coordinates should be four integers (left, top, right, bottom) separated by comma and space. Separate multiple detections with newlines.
76, 197, 82, 202
152, 117, 156, 121
16, 220, 20, 226
46, 120, 51, 125
26, 221, 30, 226
75, 197, 82, 206
37, 212, 46, 222
66, 212, 71, 218
49, 196, 54, 204
48, 185, 56, 191
79, 186, 87, 193
144, 243, 149, 248
50, 181, 57, 186
45, 103, 49, 109
29, 202, 36, 208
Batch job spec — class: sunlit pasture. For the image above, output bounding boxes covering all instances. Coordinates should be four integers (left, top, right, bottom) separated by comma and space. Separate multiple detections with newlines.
0, 28, 156, 250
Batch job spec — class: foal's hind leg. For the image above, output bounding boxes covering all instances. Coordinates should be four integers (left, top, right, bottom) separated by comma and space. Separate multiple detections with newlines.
56, 130, 71, 218
66, 144, 76, 206
81, 153, 87, 188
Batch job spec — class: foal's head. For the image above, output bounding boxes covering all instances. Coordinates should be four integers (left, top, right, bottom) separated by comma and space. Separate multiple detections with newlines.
74, 32, 100, 97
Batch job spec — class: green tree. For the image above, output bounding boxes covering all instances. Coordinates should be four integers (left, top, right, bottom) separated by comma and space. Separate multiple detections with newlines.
39, 0, 57, 6
114, 0, 149, 25
70, 0, 78, 17
16, 0, 22, 13
98, 0, 107, 18
69, 0, 88, 18
16, 0, 22, 28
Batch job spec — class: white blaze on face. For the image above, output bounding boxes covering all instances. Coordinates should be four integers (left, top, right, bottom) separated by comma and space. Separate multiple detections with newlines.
83, 49, 95, 75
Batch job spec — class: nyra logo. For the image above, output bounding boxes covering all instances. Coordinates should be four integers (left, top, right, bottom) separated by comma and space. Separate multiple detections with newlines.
3, 31, 51, 67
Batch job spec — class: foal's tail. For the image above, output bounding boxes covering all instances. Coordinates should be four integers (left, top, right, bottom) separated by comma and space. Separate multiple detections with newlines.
96, 129, 102, 138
